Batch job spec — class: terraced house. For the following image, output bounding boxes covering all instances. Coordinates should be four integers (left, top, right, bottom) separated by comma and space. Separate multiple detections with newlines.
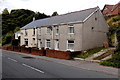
20, 7, 109, 51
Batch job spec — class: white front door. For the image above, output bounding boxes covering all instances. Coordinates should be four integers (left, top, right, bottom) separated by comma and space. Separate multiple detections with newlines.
38, 39, 41, 49
55, 40, 59, 50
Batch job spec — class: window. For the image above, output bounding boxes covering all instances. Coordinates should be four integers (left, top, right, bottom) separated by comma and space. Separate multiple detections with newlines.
33, 38, 35, 43
46, 39, 51, 48
55, 26, 59, 34
67, 40, 74, 51
33, 28, 35, 35
24, 38, 28, 46
25, 29, 27, 36
104, 8, 107, 10
69, 24, 74, 34
38, 28, 41, 35
95, 17, 97, 21
47, 26, 52, 33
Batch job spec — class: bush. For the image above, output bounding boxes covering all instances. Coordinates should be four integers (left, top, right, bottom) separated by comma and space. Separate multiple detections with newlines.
2, 32, 14, 45
100, 53, 120, 68
12, 39, 19, 46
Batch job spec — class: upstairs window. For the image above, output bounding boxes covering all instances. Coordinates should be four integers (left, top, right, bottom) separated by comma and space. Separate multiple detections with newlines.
38, 28, 41, 35
69, 24, 74, 34
33, 28, 35, 35
25, 29, 27, 36
55, 26, 59, 34
104, 7, 107, 10
67, 40, 74, 51
47, 26, 52, 34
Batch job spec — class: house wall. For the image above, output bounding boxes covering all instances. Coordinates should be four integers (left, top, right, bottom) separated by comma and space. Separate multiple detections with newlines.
112, 7, 119, 16
102, 6, 112, 16
82, 10, 108, 50
20, 28, 37, 47
37, 23, 83, 51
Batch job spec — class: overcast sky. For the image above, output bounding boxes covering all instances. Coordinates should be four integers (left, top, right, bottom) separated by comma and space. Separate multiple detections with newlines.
0, 0, 119, 15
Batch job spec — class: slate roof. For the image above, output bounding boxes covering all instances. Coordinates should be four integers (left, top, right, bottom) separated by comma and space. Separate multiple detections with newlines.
21, 7, 98, 29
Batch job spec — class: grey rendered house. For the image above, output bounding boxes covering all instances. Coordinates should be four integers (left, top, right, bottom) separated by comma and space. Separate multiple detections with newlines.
20, 7, 109, 51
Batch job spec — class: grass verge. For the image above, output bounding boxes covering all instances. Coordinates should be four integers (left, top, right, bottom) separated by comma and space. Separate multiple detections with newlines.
76, 47, 106, 59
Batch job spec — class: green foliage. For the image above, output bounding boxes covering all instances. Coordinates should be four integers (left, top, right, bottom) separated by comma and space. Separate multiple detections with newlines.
52, 11, 58, 16
2, 8, 9, 15
116, 28, 120, 52
107, 16, 120, 46
2, 9, 49, 45
14, 27, 20, 33
2, 32, 14, 45
12, 39, 19, 46
76, 47, 105, 59
100, 53, 120, 68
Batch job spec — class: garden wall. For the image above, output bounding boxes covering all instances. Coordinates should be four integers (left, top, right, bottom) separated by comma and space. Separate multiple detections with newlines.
46, 48, 72, 60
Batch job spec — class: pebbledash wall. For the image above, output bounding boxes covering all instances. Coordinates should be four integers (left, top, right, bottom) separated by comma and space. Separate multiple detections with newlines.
20, 7, 109, 51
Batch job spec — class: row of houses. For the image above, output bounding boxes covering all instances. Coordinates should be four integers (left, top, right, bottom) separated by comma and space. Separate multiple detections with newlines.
19, 7, 109, 51
102, 1, 120, 16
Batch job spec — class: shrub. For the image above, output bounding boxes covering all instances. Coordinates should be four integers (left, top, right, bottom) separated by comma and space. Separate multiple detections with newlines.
12, 39, 19, 46
100, 53, 120, 68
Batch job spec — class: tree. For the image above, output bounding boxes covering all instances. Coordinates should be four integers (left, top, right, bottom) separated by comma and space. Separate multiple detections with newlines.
52, 11, 58, 16
2, 9, 50, 45
14, 27, 20, 33
2, 8, 9, 15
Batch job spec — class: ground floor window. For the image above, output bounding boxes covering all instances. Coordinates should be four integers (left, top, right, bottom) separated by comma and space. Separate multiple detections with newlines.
46, 39, 50, 48
24, 38, 28, 46
67, 40, 74, 51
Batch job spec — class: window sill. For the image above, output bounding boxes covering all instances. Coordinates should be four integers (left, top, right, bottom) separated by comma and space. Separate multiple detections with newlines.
67, 49, 74, 51
68, 33, 74, 35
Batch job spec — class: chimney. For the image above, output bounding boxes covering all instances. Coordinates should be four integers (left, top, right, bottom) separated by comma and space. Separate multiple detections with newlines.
33, 17, 35, 21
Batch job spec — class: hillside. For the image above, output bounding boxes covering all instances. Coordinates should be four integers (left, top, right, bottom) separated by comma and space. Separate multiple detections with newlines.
1, 8, 50, 45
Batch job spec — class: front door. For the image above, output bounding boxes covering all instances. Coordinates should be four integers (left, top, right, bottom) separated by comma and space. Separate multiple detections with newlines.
38, 39, 41, 49
54, 40, 59, 50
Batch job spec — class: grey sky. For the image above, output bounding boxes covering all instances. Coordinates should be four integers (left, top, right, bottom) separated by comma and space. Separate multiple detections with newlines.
0, 0, 119, 15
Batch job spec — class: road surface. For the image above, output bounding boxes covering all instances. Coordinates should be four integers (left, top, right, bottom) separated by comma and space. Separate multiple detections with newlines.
2, 50, 118, 79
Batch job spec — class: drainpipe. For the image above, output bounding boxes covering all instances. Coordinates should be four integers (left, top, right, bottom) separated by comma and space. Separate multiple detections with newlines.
36, 27, 38, 48
52, 26, 54, 49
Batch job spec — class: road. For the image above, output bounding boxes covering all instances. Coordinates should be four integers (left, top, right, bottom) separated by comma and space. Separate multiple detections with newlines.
2, 50, 118, 79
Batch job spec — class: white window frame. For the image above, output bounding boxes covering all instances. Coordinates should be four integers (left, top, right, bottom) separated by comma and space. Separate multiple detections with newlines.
33, 28, 35, 36
38, 28, 41, 35
55, 26, 59, 35
47, 27, 51, 34
25, 29, 27, 36
67, 40, 74, 51
45, 39, 51, 48
24, 38, 28, 46
68, 24, 74, 34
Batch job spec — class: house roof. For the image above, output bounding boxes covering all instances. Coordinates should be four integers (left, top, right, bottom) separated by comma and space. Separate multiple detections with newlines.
21, 7, 98, 29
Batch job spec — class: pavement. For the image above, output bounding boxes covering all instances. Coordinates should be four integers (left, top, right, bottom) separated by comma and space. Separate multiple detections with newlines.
2, 49, 119, 78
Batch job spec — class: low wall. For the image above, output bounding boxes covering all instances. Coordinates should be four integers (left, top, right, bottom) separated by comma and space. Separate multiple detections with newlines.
13, 46, 21, 52
46, 48, 72, 60
2, 46, 76, 60
31, 48, 45, 56
20, 47, 31, 54
7, 46, 14, 51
